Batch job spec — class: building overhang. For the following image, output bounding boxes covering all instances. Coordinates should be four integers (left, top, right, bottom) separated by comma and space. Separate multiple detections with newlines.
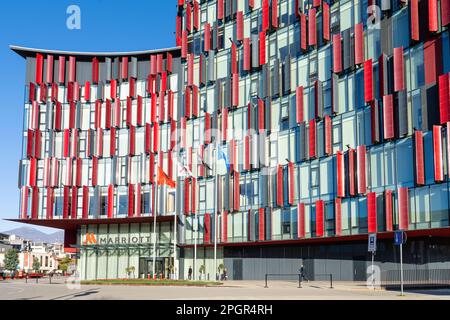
180, 227, 450, 249
10, 45, 181, 60
6, 215, 178, 231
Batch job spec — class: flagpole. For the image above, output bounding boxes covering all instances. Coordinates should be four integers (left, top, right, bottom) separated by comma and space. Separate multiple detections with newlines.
193, 178, 197, 281
173, 182, 177, 280
213, 145, 218, 281
152, 165, 158, 278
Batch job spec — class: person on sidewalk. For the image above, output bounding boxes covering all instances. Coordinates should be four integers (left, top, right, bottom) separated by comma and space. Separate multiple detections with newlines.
188, 266, 193, 280
299, 264, 309, 282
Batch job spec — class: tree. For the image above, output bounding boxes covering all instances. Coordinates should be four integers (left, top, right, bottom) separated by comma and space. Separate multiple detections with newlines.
3, 249, 19, 271
32, 257, 41, 272
58, 255, 73, 272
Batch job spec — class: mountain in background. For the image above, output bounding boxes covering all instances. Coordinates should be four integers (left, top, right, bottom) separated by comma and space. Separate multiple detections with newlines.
2, 227, 64, 243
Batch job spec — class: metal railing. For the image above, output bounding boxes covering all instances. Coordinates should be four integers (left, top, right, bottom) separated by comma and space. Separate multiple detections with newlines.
381, 269, 450, 289
264, 273, 333, 289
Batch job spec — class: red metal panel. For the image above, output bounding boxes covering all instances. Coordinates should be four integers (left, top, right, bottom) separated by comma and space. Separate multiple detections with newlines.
181, 30, 188, 59
415, 131, 425, 185
222, 210, 228, 242
357, 145, 367, 195
150, 55, 157, 75
121, 57, 128, 80
168, 91, 174, 121
335, 198, 342, 236
315, 200, 324, 237
204, 112, 211, 144
309, 119, 316, 159
159, 90, 166, 122
364, 59, 373, 102
166, 52, 173, 73
185, 87, 191, 118
217, 0, 224, 21
58, 56, 66, 84
105, 99, 112, 129
115, 99, 122, 127
333, 33, 342, 73
51, 82, 58, 102
429, 0, 438, 32
222, 107, 228, 142
439, 73, 450, 124
433, 125, 444, 182
308, 8, 317, 46
232, 73, 239, 107
70, 129, 78, 159
259, 32, 266, 65
63, 129, 70, 158
301, 13, 307, 51
63, 186, 70, 219
398, 187, 409, 230
249, 0, 254, 9
110, 79, 117, 100
244, 135, 250, 171
149, 153, 155, 184
145, 123, 151, 154
193, 0, 199, 31
323, 2, 330, 41
46, 187, 54, 220
71, 187, 78, 219
393, 47, 405, 92
262, 0, 269, 32
296, 86, 304, 124
26, 129, 34, 158
92, 156, 98, 187
231, 43, 238, 75
258, 208, 265, 241
192, 86, 198, 117
243, 38, 251, 71
276, 165, 284, 207
82, 186, 89, 219
258, 99, 265, 133
55, 101, 62, 131
153, 122, 159, 153
75, 158, 82, 187
129, 125, 136, 156
31, 187, 39, 220
36, 53, 44, 84
68, 56, 76, 83
107, 185, 114, 218
186, 3, 192, 33
46, 54, 54, 84
298, 203, 305, 238
94, 100, 101, 129
411, 0, 420, 41
236, 11, 244, 41
349, 148, 356, 196
176, 15, 182, 46
337, 151, 345, 197
85, 81, 91, 102
204, 23, 211, 52
34, 129, 41, 159
31, 101, 39, 130
233, 172, 240, 212
29, 157, 37, 187
92, 57, 99, 83
184, 178, 190, 215
443, 0, 450, 26
367, 192, 377, 233
325, 115, 332, 156
128, 184, 134, 218
354, 23, 364, 65
39, 82, 47, 102
271, 0, 278, 29
187, 53, 194, 86
448, 124, 450, 181
129, 77, 136, 98
424, 38, 442, 85
383, 94, 394, 140
288, 162, 295, 206
29, 82, 36, 102
137, 95, 143, 126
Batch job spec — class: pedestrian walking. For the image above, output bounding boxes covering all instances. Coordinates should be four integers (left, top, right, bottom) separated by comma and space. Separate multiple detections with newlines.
188, 266, 193, 280
299, 264, 309, 282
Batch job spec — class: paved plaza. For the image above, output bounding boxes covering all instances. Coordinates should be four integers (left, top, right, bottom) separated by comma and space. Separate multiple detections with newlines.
1, 279, 450, 300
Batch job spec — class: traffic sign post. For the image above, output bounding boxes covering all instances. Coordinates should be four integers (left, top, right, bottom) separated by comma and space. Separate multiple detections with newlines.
394, 230, 407, 296
368, 234, 377, 289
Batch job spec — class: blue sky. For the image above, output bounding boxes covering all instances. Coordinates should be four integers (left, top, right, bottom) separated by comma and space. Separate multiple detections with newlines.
0, 0, 176, 233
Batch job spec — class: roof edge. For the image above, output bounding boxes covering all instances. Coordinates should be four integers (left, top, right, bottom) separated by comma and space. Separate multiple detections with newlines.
10, 45, 181, 59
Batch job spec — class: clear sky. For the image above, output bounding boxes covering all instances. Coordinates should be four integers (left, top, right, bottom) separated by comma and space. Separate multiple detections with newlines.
0, 0, 177, 233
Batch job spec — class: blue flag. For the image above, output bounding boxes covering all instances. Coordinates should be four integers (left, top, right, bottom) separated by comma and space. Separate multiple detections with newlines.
217, 145, 230, 175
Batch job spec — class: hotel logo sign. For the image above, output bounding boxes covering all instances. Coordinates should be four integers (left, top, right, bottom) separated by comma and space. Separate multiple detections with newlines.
83, 232, 97, 245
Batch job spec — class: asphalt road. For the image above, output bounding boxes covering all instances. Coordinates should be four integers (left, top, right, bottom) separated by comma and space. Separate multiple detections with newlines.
1, 279, 450, 300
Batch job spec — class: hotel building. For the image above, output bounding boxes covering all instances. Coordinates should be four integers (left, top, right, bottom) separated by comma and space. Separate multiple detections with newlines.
11, 0, 450, 281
